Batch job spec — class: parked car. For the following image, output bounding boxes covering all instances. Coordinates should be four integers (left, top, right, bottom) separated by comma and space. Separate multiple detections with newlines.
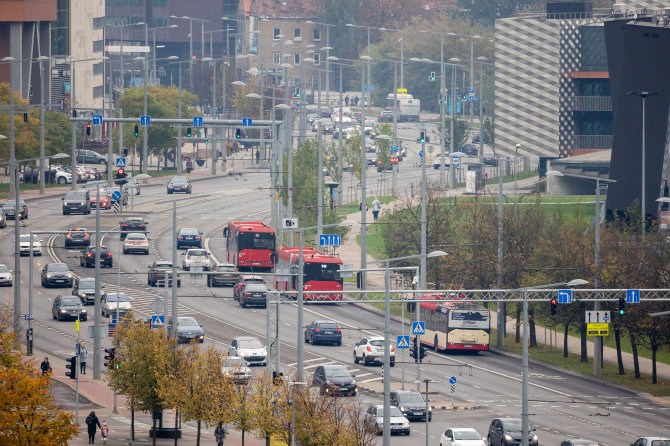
233, 275, 265, 301
0, 264, 13, 286
64, 228, 91, 248
19, 234, 42, 256
304, 320, 342, 346
108, 186, 128, 206
221, 356, 252, 384
52, 295, 87, 321
167, 176, 192, 194
147, 261, 181, 287
440, 428, 485, 446
62, 190, 91, 215
177, 228, 203, 249
2, 199, 28, 220
120, 217, 148, 240
390, 390, 430, 421
80, 246, 113, 267
353, 336, 395, 366
90, 191, 111, 209
238, 283, 268, 308
101, 293, 132, 318
228, 336, 267, 366
560, 440, 600, 446
378, 110, 394, 122
312, 364, 357, 396
73, 277, 102, 305
181, 248, 210, 271
122, 233, 149, 255
76, 149, 107, 164
41, 263, 73, 288
365, 404, 410, 436
487, 418, 538, 446
169, 316, 205, 344
207, 263, 238, 287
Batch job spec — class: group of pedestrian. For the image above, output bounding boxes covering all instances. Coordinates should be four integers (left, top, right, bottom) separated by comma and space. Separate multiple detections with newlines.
344, 95, 360, 108
85, 411, 109, 444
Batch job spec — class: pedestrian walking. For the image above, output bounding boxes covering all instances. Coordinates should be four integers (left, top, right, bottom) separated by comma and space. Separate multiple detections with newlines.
100, 420, 109, 444
354, 95, 359, 106
214, 423, 226, 446
85, 411, 101, 444
344, 95, 349, 107
372, 197, 381, 222
79, 343, 88, 375
255, 149, 260, 164
40, 357, 51, 376
186, 157, 193, 174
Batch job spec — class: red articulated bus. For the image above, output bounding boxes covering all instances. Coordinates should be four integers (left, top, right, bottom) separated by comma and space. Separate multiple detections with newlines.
274, 247, 343, 301
223, 222, 276, 272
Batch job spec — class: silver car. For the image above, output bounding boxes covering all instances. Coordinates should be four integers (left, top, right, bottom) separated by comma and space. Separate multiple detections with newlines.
0, 264, 13, 286
101, 293, 132, 318
365, 404, 410, 436
228, 336, 267, 366
221, 356, 252, 384
19, 234, 42, 256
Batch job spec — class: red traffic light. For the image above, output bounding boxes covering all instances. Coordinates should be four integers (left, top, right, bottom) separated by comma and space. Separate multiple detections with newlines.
551, 298, 557, 305
118, 168, 124, 175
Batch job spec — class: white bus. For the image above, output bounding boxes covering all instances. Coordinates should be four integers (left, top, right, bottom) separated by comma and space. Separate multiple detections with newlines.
384, 93, 420, 122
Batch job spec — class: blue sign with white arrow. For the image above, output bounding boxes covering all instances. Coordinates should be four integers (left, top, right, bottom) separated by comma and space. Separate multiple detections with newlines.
452, 155, 460, 168
364, 84, 376, 92
193, 116, 203, 127
558, 289, 572, 304
626, 289, 640, 304
140, 115, 151, 126
449, 376, 457, 384
319, 234, 341, 246
92, 115, 103, 125
411, 321, 425, 335
396, 335, 409, 349
242, 117, 253, 127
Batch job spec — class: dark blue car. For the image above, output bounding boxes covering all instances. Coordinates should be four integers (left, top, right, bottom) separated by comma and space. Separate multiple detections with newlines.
304, 320, 342, 346
177, 228, 203, 249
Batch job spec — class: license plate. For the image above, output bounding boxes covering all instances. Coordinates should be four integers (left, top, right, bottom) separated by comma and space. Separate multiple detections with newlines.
464, 344, 473, 348
56, 280, 64, 283
325, 331, 333, 334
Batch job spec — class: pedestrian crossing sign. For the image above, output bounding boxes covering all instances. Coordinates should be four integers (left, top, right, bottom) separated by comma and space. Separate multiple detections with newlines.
412, 321, 425, 335
151, 315, 165, 327
396, 335, 410, 349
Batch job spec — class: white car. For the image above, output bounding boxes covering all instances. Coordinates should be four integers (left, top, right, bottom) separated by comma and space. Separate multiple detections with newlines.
0, 264, 13, 286
101, 293, 133, 318
440, 428, 486, 446
221, 356, 253, 384
19, 234, 42, 256
353, 336, 395, 366
228, 336, 267, 366
365, 404, 410, 436
122, 232, 149, 255
181, 248, 210, 271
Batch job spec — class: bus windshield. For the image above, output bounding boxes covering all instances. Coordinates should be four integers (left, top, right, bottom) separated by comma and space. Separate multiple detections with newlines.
305, 262, 341, 282
238, 232, 275, 251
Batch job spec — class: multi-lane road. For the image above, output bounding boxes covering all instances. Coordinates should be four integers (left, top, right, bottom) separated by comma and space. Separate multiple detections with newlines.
1, 130, 668, 445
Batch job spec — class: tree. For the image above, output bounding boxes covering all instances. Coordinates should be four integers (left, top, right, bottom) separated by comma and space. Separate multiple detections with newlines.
482, 116, 495, 150
250, 373, 286, 446
229, 381, 255, 446
444, 119, 470, 152
373, 123, 394, 171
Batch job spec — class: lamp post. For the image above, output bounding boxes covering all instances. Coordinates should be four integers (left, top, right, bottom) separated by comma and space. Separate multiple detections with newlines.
448, 32, 482, 122
290, 381, 307, 446
170, 16, 209, 91
149, 24, 178, 85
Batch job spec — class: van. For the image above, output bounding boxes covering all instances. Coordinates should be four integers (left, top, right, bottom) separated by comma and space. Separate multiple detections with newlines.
76, 150, 107, 165
62, 190, 91, 215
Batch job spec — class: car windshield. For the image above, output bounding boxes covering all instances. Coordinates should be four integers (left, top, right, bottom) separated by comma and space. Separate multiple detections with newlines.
369, 339, 385, 347
48, 264, 69, 272
126, 234, 146, 240
180, 228, 199, 235
398, 393, 425, 404
188, 249, 207, 256
66, 192, 87, 200
318, 323, 339, 329
238, 339, 263, 349
179, 317, 198, 327
502, 420, 523, 430
171, 177, 188, 184
61, 297, 81, 306
79, 278, 96, 289
106, 294, 129, 302
324, 368, 350, 378
454, 430, 482, 441
125, 218, 143, 224
376, 407, 403, 417
0, 265, 9, 273
217, 265, 235, 272
244, 284, 267, 292
242, 277, 264, 283
223, 358, 246, 368
69, 231, 87, 238
155, 262, 172, 268
20, 235, 39, 242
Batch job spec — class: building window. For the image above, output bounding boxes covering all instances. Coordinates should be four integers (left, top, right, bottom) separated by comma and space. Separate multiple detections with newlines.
93, 40, 103, 53
273, 28, 281, 40
294, 53, 301, 65
273, 52, 281, 65
313, 27, 321, 41
294, 27, 301, 41
313, 53, 320, 65
93, 17, 105, 30
93, 86, 103, 98
93, 63, 103, 75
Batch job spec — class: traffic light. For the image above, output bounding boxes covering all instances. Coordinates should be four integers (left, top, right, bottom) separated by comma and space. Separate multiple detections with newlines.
235, 128, 242, 139
204, 127, 208, 145
409, 336, 418, 362
86, 123, 91, 136
134, 125, 139, 138
122, 148, 128, 156
186, 127, 192, 138
618, 297, 626, 316
550, 298, 558, 315
66, 356, 77, 380
294, 86, 300, 98
104, 347, 116, 369
191, 55, 196, 64
419, 344, 428, 362
116, 168, 125, 179
429, 71, 435, 81
418, 131, 426, 143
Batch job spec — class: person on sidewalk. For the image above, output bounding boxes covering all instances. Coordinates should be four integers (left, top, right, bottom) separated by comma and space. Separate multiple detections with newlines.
79, 343, 88, 375
100, 420, 109, 444
214, 423, 226, 446
372, 198, 381, 222
85, 411, 101, 444
40, 357, 51, 376
255, 149, 260, 165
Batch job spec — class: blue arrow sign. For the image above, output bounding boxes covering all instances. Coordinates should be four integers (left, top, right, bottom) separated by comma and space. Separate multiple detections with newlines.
411, 321, 425, 335
242, 117, 253, 127
449, 376, 457, 384
452, 156, 460, 168
418, 150, 424, 159
115, 157, 126, 168
626, 289, 640, 304
140, 115, 151, 126
396, 335, 410, 349
92, 115, 103, 125
364, 84, 376, 92
558, 289, 572, 304
111, 190, 122, 201
151, 315, 165, 326
319, 234, 341, 246
193, 116, 203, 127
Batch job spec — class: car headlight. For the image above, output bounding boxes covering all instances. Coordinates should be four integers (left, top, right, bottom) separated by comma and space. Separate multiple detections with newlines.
399, 406, 406, 412
46, 273, 54, 278
81, 309, 87, 313
66, 273, 72, 278
532, 434, 538, 441
60, 309, 67, 313
428, 407, 432, 412
504, 434, 513, 441
402, 421, 409, 427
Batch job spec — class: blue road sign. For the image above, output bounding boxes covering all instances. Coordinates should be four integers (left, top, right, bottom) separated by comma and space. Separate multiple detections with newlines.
397, 335, 410, 349
558, 289, 573, 304
92, 115, 103, 125
411, 321, 425, 335
242, 117, 253, 127
449, 376, 457, 384
626, 289, 640, 304
364, 84, 376, 92
140, 115, 151, 126
468, 87, 475, 94
418, 150, 424, 159
452, 156, 460, 168
115, 157, 126, 168
319, 234, 341, 246
24, 314, 34, 320
391, 145, 398, 153
111, 190, 122, 201
151, 315, 165, 326
193, 116, 203, 127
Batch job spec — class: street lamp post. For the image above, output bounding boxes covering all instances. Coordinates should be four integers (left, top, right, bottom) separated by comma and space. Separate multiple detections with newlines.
448, 32, 482, 122
290, 381, 307, 446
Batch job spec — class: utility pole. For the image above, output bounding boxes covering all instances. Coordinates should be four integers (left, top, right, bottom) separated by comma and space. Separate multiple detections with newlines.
142, 25, 149, 175
93, 188, 101, 379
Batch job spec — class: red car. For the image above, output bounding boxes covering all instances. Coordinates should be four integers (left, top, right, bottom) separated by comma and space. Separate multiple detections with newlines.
90, 192, 111, 209
233, 275, 265, 301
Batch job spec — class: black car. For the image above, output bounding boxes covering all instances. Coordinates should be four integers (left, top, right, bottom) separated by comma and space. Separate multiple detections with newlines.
41, 263, 73, 288
207, 263, 238, 287
52, 295, 87, 321
147, 261, 182, 287
304, 320, 342, 346
80, 246, 113, 267
2, 199, 28, 220
238, 283, 268, 308
167, 176, 192, 194
73, 277, 103, 305
65, 228, 91, 248
120, 217, 148, 240
177, 228, 203, 249
390, 390, 432, 421
487, 418, 538, 446
312, 364, 357, 396
169, 316, 205, 344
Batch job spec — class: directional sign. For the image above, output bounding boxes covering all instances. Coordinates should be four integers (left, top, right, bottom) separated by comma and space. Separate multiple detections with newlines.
587, 323, 609, 336
319, 234, 341, 246
585, 311, 610, 324
449, 376, 457, 384
140, 115, 151, 126
242, 118, 253, 127
626, 289, 640, 304
193, 116, 203, 127
468, 87, 475, 94
24, 314, 34, 320
452, 155, 460, 168
151, 315, 165, 327
411, 321, 425, 335
110, 314, 118, 325
397, 88, 408, 94
364, 84, 376, 92
115, 157, 126, 168
557, 289, 572, 304
111, 190, 122, 201
92, 115, 103, 125
397, 335, 410, 349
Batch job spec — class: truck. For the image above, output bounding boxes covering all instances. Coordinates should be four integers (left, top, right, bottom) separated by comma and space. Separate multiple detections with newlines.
384, 93, 420, 122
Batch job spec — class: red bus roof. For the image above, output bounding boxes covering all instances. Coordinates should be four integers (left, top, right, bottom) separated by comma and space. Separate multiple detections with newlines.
418, 293, 484, 311
276, 247, 343, 265
228, 221, 275, 234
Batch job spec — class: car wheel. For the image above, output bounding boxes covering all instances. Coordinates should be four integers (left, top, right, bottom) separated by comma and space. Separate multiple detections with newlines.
336, 340, 342, 346
353, 351, 359, 363
363, 354, 369, 366
123, 249, 128, 254
304, 334, 309, 343
57, 177, 67, 184
82, 316, 88, 322
52, 312, 56, 320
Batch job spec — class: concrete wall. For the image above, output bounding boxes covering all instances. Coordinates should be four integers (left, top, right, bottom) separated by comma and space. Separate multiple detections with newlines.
70, 0, 104, 110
